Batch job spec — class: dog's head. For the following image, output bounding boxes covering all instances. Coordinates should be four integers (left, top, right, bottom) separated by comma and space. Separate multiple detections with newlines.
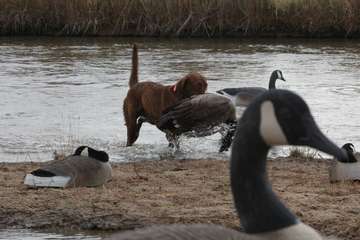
172, 72, 207, 99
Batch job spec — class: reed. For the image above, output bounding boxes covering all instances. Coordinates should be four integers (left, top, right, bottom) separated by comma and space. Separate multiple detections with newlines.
0, 0, 359, 37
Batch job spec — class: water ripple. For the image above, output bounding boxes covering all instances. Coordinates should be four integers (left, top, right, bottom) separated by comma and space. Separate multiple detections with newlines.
0, 38, 359, 162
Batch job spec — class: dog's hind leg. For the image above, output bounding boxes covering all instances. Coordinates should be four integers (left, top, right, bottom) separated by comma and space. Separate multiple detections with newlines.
219, 120, 237, 152
123, 100, 142, 146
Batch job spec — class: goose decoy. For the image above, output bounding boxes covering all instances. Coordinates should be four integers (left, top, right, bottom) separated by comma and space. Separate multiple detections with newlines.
329, 143, 360, 182
341, 143, 360, 162
24, 146, 112, 188
216, 70, 286, 107
105, 89, 347, 240
158, 93, 237, 152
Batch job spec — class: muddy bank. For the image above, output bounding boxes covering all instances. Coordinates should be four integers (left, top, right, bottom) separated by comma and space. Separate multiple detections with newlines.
0, 157, 359, 239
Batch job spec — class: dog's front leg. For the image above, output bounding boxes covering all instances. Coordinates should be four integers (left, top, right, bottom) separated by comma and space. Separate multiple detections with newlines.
124, 102, 142, 146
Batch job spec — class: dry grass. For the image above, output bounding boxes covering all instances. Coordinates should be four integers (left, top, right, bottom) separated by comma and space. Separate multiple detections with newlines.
0, 0, 360, 37
289, 146, 320, 159
0, 157, 359, 239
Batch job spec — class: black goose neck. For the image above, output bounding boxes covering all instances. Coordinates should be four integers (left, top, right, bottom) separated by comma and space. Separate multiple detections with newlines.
85, 147, 109, 162
91, 150, 109, 162
268, 74, 277, 89
230, 117, 297, 233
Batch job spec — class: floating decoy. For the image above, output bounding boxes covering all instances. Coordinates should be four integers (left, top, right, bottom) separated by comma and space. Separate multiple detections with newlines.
105, 89, 347, 240
158, 93, 237, 152
329, 143, 360, 182
216, 70, 286, 106
24, 146, 112, 188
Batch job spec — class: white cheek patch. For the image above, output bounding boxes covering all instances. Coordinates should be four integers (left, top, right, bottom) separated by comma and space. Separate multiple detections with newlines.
81, 147, 89, 157
351, 145, 356, 153
260, 101, 288, 146
277, 70, 282, 80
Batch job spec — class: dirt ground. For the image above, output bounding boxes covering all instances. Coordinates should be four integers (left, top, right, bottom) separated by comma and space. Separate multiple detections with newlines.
0, 157, 359, 239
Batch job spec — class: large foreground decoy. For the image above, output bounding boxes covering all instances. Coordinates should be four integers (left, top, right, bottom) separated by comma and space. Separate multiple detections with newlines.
216, 70, 286, 107
329, 142, 360, 182
158, 93, 237, 152
24, 146, 112, 188
105, 89, 347, 240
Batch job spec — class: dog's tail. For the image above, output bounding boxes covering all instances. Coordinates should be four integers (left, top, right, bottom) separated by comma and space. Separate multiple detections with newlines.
129, 44, 138, 88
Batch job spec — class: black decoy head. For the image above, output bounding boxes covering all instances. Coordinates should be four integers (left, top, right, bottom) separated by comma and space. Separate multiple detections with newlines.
73, 146, 109, 162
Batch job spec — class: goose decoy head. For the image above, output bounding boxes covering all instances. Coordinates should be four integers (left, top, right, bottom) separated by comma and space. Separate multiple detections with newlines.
342, 143, 355, 153
268, 70, 286, 89
73, 146, 109, 162
272, 70, 286, 82
254, 90, 347, 162
341, 143, 358, 163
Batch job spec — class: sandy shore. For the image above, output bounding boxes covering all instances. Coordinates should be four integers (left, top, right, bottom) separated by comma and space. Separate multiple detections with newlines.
0, 157, 359, 239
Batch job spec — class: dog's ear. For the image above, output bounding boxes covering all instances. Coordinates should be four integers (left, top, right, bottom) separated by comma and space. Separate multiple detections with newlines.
173, 76, 189, 98
174, 72, 207, 99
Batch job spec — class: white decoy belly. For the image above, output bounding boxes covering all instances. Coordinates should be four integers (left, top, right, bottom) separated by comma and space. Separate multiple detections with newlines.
329, 160, 360, 182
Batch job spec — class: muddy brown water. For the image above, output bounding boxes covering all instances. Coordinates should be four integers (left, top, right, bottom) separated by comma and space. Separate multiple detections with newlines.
1, 37, 360, 238
1, 37, 360, 163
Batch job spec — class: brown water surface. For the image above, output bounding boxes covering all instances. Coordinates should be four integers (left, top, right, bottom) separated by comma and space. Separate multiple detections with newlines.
1, 37, 359, 162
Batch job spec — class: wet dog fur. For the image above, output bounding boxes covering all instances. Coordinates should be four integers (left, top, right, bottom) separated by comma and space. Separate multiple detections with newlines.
123, 44, 208, 146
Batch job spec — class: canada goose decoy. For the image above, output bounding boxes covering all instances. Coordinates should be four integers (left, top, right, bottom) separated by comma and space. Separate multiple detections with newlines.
158, 93, 237, 152
24, 146, 112, 188
105, 89, 347, 240
329, 143, 360, 182
340, 143, 360, 162
216, 70, 286, 107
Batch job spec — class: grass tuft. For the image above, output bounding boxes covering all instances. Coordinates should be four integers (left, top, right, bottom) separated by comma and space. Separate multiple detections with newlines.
289, 146, 319, 159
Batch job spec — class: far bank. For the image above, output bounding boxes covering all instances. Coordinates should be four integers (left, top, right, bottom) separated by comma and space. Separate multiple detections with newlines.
1, 0, 360, 38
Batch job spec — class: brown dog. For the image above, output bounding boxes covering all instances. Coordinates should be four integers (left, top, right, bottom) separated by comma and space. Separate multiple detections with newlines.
123, 44, 208, 146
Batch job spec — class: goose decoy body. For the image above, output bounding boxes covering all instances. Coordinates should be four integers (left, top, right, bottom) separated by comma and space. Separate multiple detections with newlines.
329, 143, 360, 182
24, 146, 112, 188
105, 89, 347, 240
158, 93, 237, 152
216, 70, 286, 107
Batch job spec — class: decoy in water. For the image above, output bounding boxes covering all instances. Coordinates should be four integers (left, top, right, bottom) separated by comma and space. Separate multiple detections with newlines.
216, 70, 286, 107
105, 89, 347, 240
24, 146, 112, 188
329, 142, 360, 182
158, 93, 237, 152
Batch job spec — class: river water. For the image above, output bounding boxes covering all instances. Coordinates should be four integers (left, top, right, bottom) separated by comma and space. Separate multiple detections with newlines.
1, 37, 360, 163
0, 228, 101, 239
1, 37, 360, 239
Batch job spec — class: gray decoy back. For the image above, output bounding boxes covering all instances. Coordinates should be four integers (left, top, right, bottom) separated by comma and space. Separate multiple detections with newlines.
216, 70, 286, 107
24, 146, 112, 188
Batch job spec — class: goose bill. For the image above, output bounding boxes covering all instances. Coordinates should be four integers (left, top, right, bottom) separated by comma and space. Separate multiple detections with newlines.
297, 118, 347, 162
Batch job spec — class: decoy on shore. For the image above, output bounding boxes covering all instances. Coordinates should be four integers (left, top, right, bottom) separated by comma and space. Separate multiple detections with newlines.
340, 143, 360, 162
158, 93, 237, 152
329, 142, 360, 182
216, 70, 286, 107
105, 89, 347, 240
24, 146, 112, 188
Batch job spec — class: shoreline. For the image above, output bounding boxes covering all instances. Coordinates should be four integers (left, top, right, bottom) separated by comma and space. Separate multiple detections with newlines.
0, 157, 359, 239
